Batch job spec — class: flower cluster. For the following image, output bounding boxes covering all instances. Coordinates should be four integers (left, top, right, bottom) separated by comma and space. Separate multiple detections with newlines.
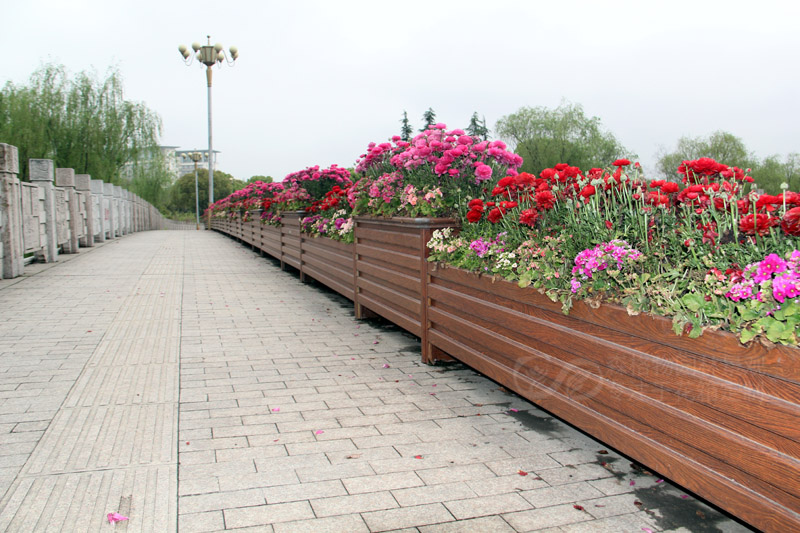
570, 240, 644, 294
352, 124, 523, 217
727, 251, 800, 304
301, 209, 354, 242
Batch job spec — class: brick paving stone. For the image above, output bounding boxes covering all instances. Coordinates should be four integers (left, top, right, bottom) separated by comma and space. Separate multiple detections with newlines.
0, 231, 757, 532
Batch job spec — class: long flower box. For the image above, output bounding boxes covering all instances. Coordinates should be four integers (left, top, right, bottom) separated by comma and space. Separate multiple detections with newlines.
280, 211, 304, 271
301, 235, 356, 301
426, 263, 800, 532
258, 223, 282, 260
354, 217, 457, 360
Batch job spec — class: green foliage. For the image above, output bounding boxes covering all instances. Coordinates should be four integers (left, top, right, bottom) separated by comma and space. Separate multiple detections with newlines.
466, 112, 489, 141
0, 63, 162, 182
247, 175, 273, 184
655, 131, 754, 180
167, 168, 240, 213
420, 108, 436, 132
128, 146, 172, 209
656, 131, 800, 194
752, 153, 800, 194
495, 102, 632, 174
400, 111, 413, 141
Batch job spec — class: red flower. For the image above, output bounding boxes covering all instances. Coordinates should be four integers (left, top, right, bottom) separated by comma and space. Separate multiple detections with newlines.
579, 185, 596, 199
519, 209, 539, 227
739, 213, 777, 236
468, 198, 484, 211
535, 190, 556, 210
781, 207, 800, 236
554, 163, 569, 171
605, 220, 613, 230
660, 182, 679, 194
466, 209, 483, 223
514, 172, 536, 188
613, 158, 631, 167
487, 208, 503, 223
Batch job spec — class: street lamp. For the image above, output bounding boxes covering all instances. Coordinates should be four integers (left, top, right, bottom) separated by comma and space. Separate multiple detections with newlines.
178, 36, 238, 219
182, 151, 205, 230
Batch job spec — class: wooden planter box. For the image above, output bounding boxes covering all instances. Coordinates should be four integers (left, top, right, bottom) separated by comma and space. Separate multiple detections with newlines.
354, 217, 457, 357
280, 211, 304, 271
258, 223, 282, 260
426, 264, 800, 532
301, 235, 356, 301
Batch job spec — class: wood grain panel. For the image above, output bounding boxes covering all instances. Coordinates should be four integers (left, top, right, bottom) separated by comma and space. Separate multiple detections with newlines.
427, 265, 800, 532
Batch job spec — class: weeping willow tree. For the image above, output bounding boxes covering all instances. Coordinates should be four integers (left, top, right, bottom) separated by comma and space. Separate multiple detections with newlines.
0, 63, 167, 206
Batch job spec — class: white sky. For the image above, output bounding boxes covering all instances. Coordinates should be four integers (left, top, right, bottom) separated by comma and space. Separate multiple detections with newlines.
3, 0, 799, 181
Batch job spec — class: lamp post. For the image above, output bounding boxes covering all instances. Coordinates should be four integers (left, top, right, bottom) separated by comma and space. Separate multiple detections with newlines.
182, 151, 205, 230
178, 36, 238, 218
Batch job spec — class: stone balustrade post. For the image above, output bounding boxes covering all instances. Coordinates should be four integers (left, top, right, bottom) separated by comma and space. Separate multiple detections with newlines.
29, 159, 58, 262
55, 168, 80, 254
125, 190, 132, 234
112, 185, 122, 237
90, 180, 106, 243
0, 144, 24, 279
103, 183, 115, 239
75, 174, 94, 247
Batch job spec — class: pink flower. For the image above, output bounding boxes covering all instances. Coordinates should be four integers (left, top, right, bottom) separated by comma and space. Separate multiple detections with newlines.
475, 164, 493, 182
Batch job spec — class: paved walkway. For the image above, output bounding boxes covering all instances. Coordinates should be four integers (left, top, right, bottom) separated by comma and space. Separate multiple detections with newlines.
0, 231, 753, 532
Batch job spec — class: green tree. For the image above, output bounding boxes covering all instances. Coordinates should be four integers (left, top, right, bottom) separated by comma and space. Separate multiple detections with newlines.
247, 175, 273, 184
167, 168, 240, 213
751, 153, 800, 194
420, 108, 436, 132
400, 111, 413, 141
128, 146, 172, 209
0, 63, 162, 182
495, 102, 631, 175
655, 131, 755, 180
466, 112, 489, 141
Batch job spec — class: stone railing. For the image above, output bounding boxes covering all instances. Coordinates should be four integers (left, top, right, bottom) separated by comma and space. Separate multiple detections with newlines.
0, 142, 168, 279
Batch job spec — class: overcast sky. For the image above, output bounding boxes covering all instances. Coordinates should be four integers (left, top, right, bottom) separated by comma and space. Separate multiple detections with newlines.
4, 0, 799, 182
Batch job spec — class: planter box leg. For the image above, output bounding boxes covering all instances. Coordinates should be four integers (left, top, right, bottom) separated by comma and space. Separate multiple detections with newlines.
423, 344, 455, 365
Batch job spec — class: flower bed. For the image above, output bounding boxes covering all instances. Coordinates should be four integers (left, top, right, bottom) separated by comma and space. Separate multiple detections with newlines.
426, 263, 800, 532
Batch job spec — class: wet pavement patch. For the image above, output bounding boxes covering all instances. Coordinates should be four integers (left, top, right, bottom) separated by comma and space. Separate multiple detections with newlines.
633, 484, 755, 532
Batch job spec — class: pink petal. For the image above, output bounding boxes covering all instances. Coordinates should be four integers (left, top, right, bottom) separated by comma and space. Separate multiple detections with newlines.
315, 430, 324, 435
629, 480, 636, 486
656, 479, 664, 483
642, 528, 653, 533
509, 408, 519, 412
382, 364, 390, 368
271, 408, 280, 412
373, 341, 379, 344
107, 513, 129, 523
680, 494, 689, 499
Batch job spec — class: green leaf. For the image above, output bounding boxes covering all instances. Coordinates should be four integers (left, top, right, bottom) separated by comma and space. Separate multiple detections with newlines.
739, 328, 756, 344
681, 292, 704, 313
764, 319, 785, 343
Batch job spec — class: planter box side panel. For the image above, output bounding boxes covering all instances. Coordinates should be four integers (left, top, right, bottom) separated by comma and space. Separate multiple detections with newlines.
426, 265, 800, 532
301, 236, 356, 300
355, 219, 427, 337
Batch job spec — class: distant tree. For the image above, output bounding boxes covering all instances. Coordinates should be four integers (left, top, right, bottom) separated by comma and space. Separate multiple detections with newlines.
167, 168, 239, 213
420, 108, 437, 132
655, 131, 755, 180
495, 102, 631, 174
466, 112, 489, 141
128, 146, 172, 209
400, 111, 413, 141
0, 63, 162, 182
247, 175, 273, 184
751, 153, 800, 194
